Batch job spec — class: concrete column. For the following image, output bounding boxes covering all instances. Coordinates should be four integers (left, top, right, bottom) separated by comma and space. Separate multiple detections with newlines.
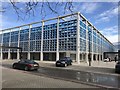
0, 32, 3, 60
56, 17, 59, 61
8, 29, 11, 59
96, 54, 98, 61
86, 21, 88, 63
91, 27, 93, 62
96, 30, 98, 56
17, 27, 21, 60
28, 25, 32, 59
76, 12, 80, 64
40, 21, 44, 61
99, 54, 101, 61
102, 53, 104, 61
28, 52, 30, 60
0, 49, 2, 60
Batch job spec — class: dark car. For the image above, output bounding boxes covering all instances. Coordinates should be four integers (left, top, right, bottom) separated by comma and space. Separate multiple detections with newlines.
56, 57, 72, 67
12, 59, 39, 71
115, 61, 120, 73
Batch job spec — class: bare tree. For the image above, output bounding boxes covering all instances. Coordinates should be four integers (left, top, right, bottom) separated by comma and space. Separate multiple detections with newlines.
2, 0, 75, 20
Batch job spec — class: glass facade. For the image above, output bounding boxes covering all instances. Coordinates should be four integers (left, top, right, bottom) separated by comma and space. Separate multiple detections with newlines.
0, 16, 114, 55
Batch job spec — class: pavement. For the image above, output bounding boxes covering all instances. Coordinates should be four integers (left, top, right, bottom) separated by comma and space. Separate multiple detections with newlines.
2, 66, 98, 88
1, 59, 120, 89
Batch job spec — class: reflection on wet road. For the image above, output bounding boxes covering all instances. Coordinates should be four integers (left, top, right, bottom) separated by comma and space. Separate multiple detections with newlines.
2, 63, 120, 89
31, 67, 120, 88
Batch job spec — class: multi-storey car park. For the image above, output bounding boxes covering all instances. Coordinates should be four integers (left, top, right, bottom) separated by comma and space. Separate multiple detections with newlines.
0, 12, 115, 64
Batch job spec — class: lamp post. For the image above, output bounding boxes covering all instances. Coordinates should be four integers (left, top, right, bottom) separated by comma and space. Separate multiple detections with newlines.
88, 30, 91, 66
118, 50, 120, 61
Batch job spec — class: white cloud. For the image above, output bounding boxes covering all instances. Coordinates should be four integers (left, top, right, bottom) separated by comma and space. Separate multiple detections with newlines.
100, 26, 118, 36
100, 26, 118, 43
95, 16, 109, 24
77, 2, 99, 14
106, 35, 118, 43
95, 6, 119, 23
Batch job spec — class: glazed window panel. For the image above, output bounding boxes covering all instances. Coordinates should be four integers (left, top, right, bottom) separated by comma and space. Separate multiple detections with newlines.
30, 33, 35, 40
80, 38, 86, 51
43, 40, 49, 51
36, 31, 41, 40
10, 42, 18, 52
36, 41, 41, 51
23, 42, 29, 51
80, 27, 86, 39
30, 41, 35, 51
80, 21, 86, 29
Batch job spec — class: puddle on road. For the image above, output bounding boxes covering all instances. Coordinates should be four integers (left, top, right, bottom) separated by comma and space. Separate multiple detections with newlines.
36, 67, 120, 88
75, 71, 120, 88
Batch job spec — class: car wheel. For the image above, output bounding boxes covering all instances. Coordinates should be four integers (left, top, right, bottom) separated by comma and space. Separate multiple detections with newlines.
13, 65, 16, 69
34, 69, 38, 71
24, 66, 29, 71
115, 70, 118, 73
64, 63, 67, 67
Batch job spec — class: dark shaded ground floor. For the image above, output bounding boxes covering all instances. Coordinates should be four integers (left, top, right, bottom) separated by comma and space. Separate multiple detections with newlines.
1, 52, 103, 62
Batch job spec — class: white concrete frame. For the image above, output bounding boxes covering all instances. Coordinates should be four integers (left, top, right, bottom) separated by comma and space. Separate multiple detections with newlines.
76, 12, 80, 64
40, 21, 44, 61
28, 25, 32, 59
91, 26, 94, 62
0, 12, 114, 63
56, 17, 59, 61
8, 29, 11, 59
0, 31, 3, 60
17, 27, 21, 60
85, 20, 88, 63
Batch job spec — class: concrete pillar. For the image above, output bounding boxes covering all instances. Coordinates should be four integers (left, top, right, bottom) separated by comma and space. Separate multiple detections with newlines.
0, 49, 2, 60
76, 12, 80, 64
28, 53, 30, 59
28, 25, 32, 59
17, 27, 21, 60
91, 27, 93, 62
86, 21, 88, 63
8, 29, 11, 59
0, 32, 3, 60
56, 17, 59, 61
99, 54, 101, 61
8, 51, 10, 59
102, 53, 104, 61
40, 21, 44, 61
96, 54, 98, 61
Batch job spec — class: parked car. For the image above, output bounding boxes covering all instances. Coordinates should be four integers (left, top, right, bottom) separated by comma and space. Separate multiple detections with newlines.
115, 61, 120, 73
103, 58, 109, 62
12, 59, 39, 71
56, 57, 72, 67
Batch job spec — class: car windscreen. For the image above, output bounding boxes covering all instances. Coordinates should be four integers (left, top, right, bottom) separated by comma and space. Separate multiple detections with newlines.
25, 60, 35, 64
60, 59, 66, 61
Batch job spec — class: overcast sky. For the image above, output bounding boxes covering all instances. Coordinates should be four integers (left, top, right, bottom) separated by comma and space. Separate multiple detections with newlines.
1, 2, 119, 43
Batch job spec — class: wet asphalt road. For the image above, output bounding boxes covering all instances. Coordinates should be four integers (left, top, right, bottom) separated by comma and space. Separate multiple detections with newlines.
1, 62, 120, 89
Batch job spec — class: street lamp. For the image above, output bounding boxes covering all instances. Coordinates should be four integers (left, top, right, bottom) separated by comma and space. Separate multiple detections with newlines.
88, 30, 91, 66
118, 50, 120, 61
33, 49, 35, 60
